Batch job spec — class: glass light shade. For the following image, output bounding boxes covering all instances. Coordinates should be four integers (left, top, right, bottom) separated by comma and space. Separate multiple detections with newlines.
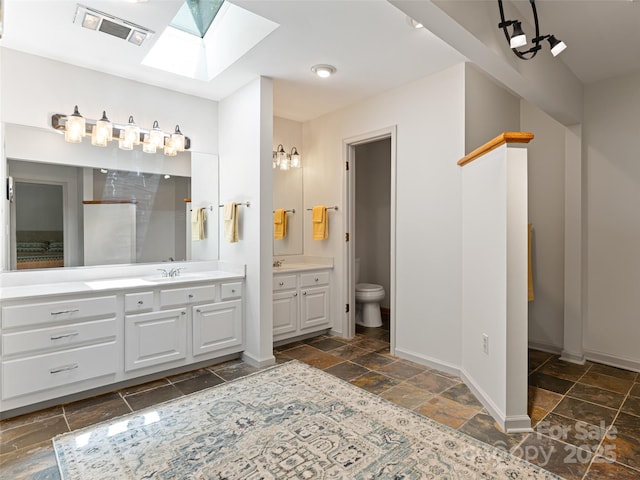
142, 133, 157, 153
290, 147, 301, 168
118, 130, 133, 150
91, 111, 112, 147
149, 120, 165, 149
172, 125, 185, 151
276, 144, 287, 168
279, 155, 290, 171
272, 152, 277, 169
64, 106, 86, 143
124, 115, 140, 146
164, 138, 178, 157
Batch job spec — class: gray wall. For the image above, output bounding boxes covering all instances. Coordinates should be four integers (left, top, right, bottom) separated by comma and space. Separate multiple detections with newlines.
355, 138, 391, 309
15, 183, 63, 231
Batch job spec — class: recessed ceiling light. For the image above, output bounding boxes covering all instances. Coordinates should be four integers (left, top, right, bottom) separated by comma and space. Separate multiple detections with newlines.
311, 64, 336, 78
128, 30, 147, 46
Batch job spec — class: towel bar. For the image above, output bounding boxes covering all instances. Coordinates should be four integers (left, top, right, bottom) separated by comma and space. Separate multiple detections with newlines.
273, 209, 295, 213
306, 206, 338, 211
189, 205, 214, 212
219, 202, 251, 207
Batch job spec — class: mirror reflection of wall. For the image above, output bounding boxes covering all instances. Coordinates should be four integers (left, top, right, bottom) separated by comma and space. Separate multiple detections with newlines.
273, 117, 303, 256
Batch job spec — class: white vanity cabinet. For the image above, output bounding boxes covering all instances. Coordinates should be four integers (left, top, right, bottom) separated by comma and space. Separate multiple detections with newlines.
1, 295, 118, 403
273, 269, 331, 342
0, 271, 245, 414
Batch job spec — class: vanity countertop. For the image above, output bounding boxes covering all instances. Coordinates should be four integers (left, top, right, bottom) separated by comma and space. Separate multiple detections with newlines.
272, 263, 334, 274
0, 270, 244, 302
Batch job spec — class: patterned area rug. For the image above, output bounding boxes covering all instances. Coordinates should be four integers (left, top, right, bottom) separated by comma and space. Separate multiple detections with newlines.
54, 361, 559, 479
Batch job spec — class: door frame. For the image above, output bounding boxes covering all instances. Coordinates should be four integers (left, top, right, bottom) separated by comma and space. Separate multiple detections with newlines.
342, 126, 397, 353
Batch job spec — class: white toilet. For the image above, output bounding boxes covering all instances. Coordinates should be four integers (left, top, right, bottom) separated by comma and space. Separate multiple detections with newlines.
355, 258, 385, 327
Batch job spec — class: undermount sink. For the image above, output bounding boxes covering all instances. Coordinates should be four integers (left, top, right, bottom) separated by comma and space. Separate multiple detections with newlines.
144, 273, 210, 283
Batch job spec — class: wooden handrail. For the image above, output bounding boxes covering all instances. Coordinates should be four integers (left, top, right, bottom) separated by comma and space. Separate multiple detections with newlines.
82, 200, 138, 204
457, 132, 534, 166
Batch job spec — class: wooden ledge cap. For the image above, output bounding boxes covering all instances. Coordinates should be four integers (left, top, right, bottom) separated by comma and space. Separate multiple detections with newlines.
457, 132, 534, 166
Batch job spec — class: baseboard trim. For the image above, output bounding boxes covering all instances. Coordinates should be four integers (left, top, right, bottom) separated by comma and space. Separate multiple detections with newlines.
583, 349, 640, 373
393, 347, 460, 377
241, 351, 275, 368
527, 341, 562, 355
460, 369, 533, 434
560, 350, 586, 365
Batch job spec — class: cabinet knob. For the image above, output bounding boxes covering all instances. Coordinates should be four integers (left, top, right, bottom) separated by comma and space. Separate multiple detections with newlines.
279, 281, 284, 286
231, 289, 236, 293
181, 311, 186, 315
303, 291, 307, 296
138, 300, 144, 305
196, 309, 201, 313
293, 292, 298, 297
188, 294, 194, 298
315, 277, 319, 282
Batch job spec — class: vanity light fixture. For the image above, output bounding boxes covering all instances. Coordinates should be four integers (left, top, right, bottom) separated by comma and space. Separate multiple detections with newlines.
272, 144, 302, 170
497, 0, 566, 60
311, 64, 336, 78
64, 106, 86, 143
91, 111, 113, 147
52, 108, 190, 156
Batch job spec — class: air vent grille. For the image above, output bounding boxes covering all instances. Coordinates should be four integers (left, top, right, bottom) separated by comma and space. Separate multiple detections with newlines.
99, 19, 131, 40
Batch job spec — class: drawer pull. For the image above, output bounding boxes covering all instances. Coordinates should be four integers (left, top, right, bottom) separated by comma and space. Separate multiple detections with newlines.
138, 300, 144, 305
50, 332, 79, 341
181, 311, 186, 315
188, 294, 194, 299
315, 277, 319, 282
50, 364, 79, 374
50, 309, 80, 316
231, 289, 236, 293
196, 309, 201, 313
279, 281, 284, 286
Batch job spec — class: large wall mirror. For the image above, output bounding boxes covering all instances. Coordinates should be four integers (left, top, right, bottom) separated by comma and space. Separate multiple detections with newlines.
3, 123, 218, 272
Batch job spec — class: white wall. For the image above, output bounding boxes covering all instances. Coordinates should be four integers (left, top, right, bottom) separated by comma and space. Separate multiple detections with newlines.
583, 72, 640, 370
520, 101, 566, 351
219, 77, 274, 367
465, 64, 520, 153
355, 138, 391, 309
303, 64, 465, 369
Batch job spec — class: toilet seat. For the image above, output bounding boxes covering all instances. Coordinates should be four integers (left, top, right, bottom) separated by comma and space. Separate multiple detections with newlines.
356, 283, 383, 292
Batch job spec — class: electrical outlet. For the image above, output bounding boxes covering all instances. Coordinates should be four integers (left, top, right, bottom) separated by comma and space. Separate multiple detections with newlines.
482, 334, 489, 354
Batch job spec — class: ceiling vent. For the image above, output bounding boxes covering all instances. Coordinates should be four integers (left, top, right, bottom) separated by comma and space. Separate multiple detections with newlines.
73, 4, 154, 46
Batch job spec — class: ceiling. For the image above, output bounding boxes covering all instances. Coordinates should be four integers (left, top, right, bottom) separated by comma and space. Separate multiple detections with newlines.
1, 1, 638, 122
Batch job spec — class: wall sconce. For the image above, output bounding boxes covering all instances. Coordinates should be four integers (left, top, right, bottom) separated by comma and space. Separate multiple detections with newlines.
497, 0, 566, 60
273, 144, 302, 170
51, 107, 190, 156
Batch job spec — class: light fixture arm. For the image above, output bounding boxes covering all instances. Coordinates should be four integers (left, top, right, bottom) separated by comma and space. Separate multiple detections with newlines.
498, 0, 543, 60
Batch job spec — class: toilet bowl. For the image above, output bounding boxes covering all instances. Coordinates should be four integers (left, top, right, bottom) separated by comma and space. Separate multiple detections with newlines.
355, 258, 385, 327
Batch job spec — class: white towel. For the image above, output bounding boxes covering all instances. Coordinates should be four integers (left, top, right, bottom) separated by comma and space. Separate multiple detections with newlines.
191, 207, 205, 241
223, 202, 239, 243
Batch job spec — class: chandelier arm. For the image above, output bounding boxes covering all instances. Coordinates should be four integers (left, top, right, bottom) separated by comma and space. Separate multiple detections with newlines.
497, 0, 539, 60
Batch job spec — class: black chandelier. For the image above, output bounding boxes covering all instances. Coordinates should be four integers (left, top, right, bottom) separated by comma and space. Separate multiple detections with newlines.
497, 0, 566, 60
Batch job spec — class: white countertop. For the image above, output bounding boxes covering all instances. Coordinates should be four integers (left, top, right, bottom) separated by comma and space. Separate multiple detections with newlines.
0, 262, 245, 301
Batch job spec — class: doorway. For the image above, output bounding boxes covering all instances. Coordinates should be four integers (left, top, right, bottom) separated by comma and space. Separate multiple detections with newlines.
344, 126, 397, 352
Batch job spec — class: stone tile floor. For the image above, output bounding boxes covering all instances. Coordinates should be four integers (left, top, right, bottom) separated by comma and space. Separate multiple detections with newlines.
1, 322, 639, 479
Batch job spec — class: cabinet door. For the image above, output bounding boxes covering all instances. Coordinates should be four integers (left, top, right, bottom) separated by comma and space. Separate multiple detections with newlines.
192, 300, 243, 356
300, 286, 330, 331
273, 291, 298, 339
125, 309, 187, 372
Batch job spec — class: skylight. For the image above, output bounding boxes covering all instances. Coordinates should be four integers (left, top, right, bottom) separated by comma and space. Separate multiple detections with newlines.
170, 0, 225, 38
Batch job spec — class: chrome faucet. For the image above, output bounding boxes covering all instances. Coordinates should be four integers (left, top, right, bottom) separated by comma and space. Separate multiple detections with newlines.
157, 267, 183, 277
273, 259, 285, 268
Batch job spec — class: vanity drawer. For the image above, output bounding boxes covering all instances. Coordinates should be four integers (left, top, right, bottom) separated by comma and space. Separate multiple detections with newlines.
2, 318, 116, 357
1, 341, 117, 400
125, 291, 154, 313
221, 282, 243, 300
300, 271, 330, 288
1, 296, 117, 329
159, 285, 216, 307
273, 275, 297, 291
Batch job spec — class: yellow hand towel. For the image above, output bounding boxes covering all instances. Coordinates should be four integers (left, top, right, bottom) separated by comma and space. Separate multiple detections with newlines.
312, 205, 328, 240
191, 207, 205, 241
274, 209, 287, 240
224, 202, 239, 243
528, 223, 534, 301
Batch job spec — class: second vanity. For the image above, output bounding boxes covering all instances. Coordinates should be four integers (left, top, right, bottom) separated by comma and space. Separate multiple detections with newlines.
272, 257, 333, 343
0, 261, 245, 415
